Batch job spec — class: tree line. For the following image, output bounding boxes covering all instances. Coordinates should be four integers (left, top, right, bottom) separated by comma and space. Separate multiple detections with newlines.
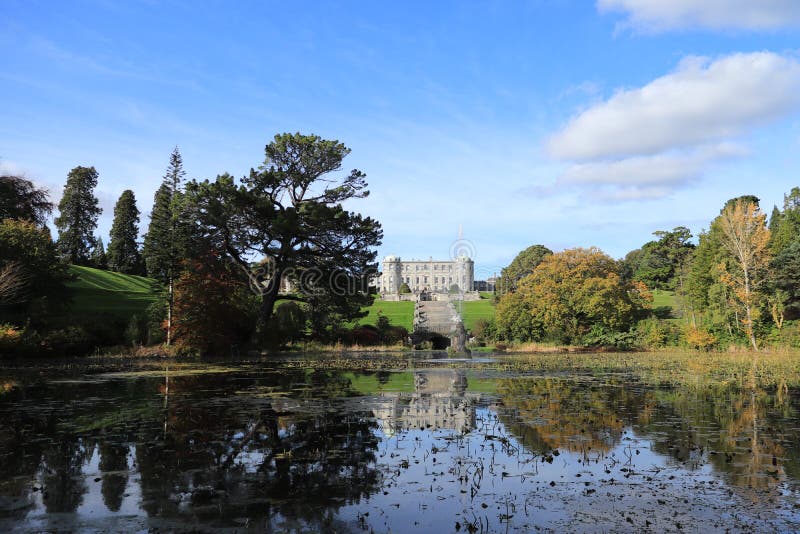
486, 193, 800, 351
0, 133, 383, 356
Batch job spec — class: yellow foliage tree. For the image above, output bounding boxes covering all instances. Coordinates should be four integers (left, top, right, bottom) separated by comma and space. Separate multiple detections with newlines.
715, 199, 771, 350
497, 247, 651, 344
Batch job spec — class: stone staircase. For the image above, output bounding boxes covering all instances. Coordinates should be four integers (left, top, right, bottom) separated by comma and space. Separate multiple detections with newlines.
413, 300, 461, 336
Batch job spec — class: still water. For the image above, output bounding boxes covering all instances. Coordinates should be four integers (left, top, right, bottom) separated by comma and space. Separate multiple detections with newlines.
1, 353, 799, 532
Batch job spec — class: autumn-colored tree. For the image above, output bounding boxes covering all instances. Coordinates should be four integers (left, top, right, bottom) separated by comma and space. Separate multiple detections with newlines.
171, 254, 255, 355
715, 199, 771, 350
496, 247, 650, 344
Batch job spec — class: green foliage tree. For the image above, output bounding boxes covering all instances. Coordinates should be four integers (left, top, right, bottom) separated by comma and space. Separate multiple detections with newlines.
55, 166, 102, 265
142, 147, 194, 345
398, 282, 411, 294
626, 227, 694, 291
188, 133, 382, 342
0, 219, 69, 322
0, 175, 52, 226
272, 301, 306, 346
769, 187, 800, 255
770, 240, 800, 320
496, 244, 552, 297
90, 237, 108, 270
107, 190, 142, 274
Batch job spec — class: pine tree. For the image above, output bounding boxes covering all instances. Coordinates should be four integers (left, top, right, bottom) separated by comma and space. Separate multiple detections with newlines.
55, 166, 102, 265
91, 237, 108, 270
142, 147, 188, 345
107, 190, 142, 274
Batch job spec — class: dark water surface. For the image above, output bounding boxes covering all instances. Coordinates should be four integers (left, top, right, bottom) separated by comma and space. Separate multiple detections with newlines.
1, 353, 800, 532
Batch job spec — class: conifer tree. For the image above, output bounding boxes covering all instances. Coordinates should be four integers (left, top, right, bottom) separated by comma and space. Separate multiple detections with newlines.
107, 190, 142, 274
55, 166, 102, 264
142, 147, 187, 344
91, 237, 108, 270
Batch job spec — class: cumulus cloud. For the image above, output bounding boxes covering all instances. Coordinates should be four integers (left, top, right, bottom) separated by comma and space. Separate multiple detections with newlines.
598, 0, 800, 32
559, 143, 747, 187
548, 53, 800, 161
542, 52, 800, 201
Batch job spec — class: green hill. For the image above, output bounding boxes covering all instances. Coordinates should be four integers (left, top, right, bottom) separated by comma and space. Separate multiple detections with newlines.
66, 265, 162, 320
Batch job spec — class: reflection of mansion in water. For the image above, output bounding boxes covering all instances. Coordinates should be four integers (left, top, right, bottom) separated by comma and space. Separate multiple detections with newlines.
372, 369, 481, 435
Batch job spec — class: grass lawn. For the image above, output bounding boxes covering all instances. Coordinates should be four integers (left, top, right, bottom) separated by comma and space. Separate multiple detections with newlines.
67, 265, 162, 321
357, 299, 415, 331
459, 299, 495, 331
651, 289, 679, 319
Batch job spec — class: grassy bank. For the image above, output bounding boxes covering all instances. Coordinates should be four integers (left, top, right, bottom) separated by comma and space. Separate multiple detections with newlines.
460, 298, 495, 331
67, 265, 162, 321
356, 295, 496, 333
356, 300, 415, 331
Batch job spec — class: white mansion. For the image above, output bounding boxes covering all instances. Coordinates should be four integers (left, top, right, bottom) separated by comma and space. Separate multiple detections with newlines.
377, 254, 474, 295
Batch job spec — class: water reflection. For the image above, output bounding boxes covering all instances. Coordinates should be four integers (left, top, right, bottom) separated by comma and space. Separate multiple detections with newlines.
374, 370, 480, 434
0, 360, 799, 531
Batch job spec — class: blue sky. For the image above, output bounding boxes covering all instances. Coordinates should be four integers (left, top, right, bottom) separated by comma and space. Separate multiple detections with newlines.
2, 1, 800, 277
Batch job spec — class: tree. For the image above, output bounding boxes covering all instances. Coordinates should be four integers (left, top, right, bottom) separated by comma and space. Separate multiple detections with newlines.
91, 237, 108, 270
398, 282, 411, 294
769, 187, 800, 255
188, 133, 382, 341
0, 262, 29, 306
496, 244, 552, 297
171, 253, 255, 355
627, 227, 694, 291
0, 175, 52, 226
107, 190, 142, 274
496, 248, 649, 344
716, 199, 771, 350
142, 147, 191, 345
0, 219, 69, 321
770, 240, 800, 320
55, 166, 102, 265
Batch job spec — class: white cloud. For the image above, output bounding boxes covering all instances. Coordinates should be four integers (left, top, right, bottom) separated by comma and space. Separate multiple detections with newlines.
559, 143, 746, 187
598, 0, 800, 32
548, 52, 800, 161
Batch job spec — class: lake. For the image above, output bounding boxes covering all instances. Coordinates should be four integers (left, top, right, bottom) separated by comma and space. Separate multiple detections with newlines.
1, 352, 799, 532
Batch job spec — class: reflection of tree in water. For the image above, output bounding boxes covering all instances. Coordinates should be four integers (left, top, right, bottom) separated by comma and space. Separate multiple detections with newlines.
494, 375, 800, 498
134, 370, 381, 529
495, 377, 656, 454
641, 384, 798, 497
98, 440, 129, 512
0, 369, 381, 530
41, 438, 92, 514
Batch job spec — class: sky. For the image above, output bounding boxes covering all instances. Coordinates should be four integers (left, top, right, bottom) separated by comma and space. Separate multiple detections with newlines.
2, 0, 800, 278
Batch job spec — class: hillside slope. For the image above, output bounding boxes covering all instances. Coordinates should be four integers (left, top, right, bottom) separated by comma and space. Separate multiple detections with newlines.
67, 265, 162, 320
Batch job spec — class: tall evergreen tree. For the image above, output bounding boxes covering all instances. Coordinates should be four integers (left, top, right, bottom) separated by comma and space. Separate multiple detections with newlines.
107, 190, 142, 274
142, 147, 188, 344
55, 166, 102, 265
91, 237, 108, 270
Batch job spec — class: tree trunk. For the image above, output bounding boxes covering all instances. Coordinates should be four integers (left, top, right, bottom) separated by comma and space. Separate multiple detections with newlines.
166, 278, 173, 346
257, 270, 283, 343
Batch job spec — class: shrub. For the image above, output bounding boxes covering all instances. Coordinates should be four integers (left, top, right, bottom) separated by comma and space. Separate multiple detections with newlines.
635, 318, 682, 348
0, 323, 23, 354
40, 326, 95, 355
684, 325, 717, 351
